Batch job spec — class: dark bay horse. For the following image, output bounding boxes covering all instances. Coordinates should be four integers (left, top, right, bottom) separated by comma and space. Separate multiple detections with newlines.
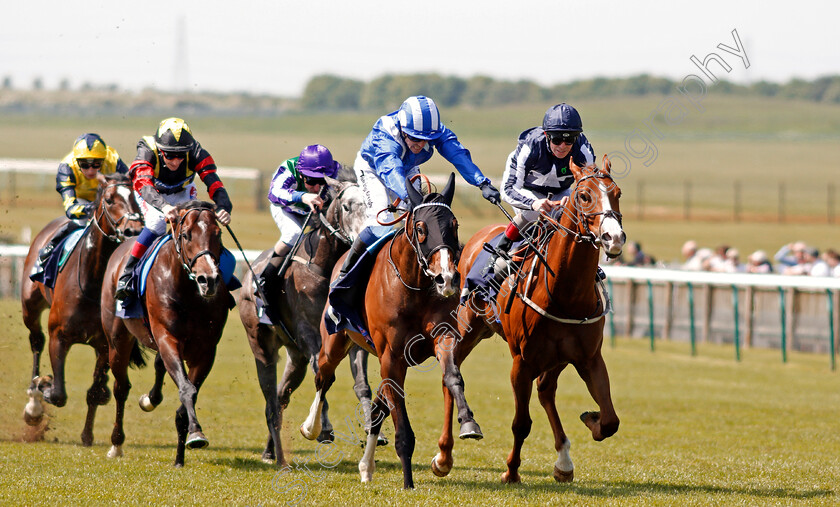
238, 179, 375, 466
101, 201, 230, 467
448, 156, 625, 483
300, 173, 482, 489
20, 173, 142, 444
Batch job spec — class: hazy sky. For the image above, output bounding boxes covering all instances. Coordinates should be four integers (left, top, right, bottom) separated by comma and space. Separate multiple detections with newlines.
2, 0, 837, 97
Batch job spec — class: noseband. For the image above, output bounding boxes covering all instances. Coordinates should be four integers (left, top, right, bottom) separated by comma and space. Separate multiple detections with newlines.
172, 207, 220, 281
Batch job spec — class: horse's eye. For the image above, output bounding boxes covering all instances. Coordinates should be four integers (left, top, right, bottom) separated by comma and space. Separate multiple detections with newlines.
342, 203, 351, 212
415, 222, 428, 244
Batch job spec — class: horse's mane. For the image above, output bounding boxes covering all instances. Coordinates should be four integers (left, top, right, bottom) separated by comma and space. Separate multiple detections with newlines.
176, 200, 216, 212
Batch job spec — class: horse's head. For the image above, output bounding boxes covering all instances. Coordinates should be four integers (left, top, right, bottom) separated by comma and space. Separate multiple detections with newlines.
405, 173, 461, 298
172, 201, 223, 298
94, 173, 143, 240
568, 155, 625, 258
325, 177, 366, 245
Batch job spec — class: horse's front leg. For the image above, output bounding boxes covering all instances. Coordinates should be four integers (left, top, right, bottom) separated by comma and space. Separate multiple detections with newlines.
367, 354, 415, 489
107, 335, 134, 459
574, 348, 619, 441
157, 338, 209, 467
300, 326, 351, 441
81, 343, 112, 446
536, 366, 574, 482
502, 355, 535, 484
42, 330, 69, 407
139, 353, 166, 412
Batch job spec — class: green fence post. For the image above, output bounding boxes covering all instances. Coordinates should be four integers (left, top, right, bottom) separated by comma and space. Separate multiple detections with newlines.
687, 282, 696, 357
608, 279, 616, 348
732, 284, 741, 362
647, 280, 655, 352
779, 287, 787, 364
828, 289, 836, 371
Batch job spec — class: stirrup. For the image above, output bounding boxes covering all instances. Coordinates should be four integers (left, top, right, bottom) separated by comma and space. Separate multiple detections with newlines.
114, 275, 133, 300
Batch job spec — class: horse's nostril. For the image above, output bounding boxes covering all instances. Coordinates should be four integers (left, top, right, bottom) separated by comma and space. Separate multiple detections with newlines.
434, 274, 445, 285
602, 232, 612, 243
620, 232, 627, 243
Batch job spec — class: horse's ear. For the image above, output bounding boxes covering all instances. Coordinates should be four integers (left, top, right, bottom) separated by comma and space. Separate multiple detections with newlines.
569, 158, 584, 180
441, 172, 455, 206
405, 175, 423, 209
324, 176, 342, 199
602, 154, 612, 174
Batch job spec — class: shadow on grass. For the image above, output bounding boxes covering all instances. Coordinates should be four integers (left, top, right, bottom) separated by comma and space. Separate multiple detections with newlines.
439, 477, 835, 500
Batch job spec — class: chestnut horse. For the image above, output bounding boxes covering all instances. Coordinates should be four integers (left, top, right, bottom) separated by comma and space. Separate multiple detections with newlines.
101, 201, 230, 467
20, 173, 142, 444
300, 173, 482, 489
239, 179, 376, 466
445, 156, 625, 483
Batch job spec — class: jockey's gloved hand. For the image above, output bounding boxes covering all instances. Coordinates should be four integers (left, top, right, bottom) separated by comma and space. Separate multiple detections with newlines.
82, 202, 96, 217
479, 181, 501, 205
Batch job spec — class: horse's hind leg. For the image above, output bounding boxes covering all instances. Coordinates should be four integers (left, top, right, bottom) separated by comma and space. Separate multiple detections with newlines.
261, 345, 307, 465
574, 351, 619, 441
139, 353, 166, 412
300, 328, 351, 441
107, 336, 134, 459
81, 344, 111, 446
348, 346, 387, 445
42, 330, 70, 407
22, 293, 49, 425
537, 366, 574, 483
502, 355, 535, 484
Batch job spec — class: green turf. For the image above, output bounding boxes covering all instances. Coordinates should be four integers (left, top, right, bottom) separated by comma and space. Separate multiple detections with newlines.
0, 298, 838, 506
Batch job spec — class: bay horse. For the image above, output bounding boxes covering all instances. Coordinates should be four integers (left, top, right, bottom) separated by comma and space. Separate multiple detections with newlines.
238, 179, 376, 466
100, 201, 230, 467
445, 156, 625, 483
20, 173, 142, 444
300, 173, 482, 489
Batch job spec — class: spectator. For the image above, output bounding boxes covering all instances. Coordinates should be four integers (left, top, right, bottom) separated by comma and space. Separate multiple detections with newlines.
716, 247, 744, 273
807, 247, 830, 277
681, 240, 705, 270
775, 241, 808, 269
708, 244, 730, 272
622, 241, 655, 266
746, 250, 773, 274
823, 249, 840, 277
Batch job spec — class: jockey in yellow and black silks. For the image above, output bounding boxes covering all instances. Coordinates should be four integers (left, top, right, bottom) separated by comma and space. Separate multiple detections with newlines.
36, 133, 128, 268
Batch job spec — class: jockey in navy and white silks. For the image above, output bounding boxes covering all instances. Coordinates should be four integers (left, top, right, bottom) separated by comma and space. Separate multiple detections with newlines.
487, 103, 595, 275
258, 144, 340, 297
333, 95, 501, 288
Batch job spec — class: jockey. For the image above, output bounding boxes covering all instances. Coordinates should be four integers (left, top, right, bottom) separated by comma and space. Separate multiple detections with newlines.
485, 103, 595, 277
114, 117, 232, 301
331, 95, 500, 289
36, 133, 128, 268
259, 144, 340, 300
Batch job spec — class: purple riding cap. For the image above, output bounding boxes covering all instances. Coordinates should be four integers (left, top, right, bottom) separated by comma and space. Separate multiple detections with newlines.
297, 144, 340, 178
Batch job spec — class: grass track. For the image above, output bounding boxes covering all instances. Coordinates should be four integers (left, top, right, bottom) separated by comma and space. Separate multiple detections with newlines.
1, 298, 838, 506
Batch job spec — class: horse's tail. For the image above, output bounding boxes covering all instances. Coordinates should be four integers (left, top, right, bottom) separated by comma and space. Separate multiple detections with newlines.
129, 339, 148, 369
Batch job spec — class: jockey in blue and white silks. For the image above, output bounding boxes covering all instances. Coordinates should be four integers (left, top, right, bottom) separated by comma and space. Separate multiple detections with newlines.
333, 95, 501, 289
486, 103, 596, 278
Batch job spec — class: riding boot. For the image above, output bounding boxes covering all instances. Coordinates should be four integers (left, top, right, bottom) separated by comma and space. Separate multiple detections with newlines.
114, 255, 141, 301
331, 237, 367, 289
37, 221, 78, 267
257, 248, 288, 304
482, 235, 514, 280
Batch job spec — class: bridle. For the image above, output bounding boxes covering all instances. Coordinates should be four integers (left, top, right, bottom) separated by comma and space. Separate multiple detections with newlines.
172, 207, 220, 281
388, 201, 458, 291
89, 182, 142, 243
318, 185, 356, 247
539, 171, 623, 253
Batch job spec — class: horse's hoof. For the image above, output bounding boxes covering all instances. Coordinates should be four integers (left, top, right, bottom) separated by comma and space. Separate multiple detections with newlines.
376, 434, 388, 446
458, 420, 484, 440
316, 429, 334, 443
299, 423, 320, 441
430, 453, 451, 478
186, 432, 209, 449
23, 411, 43, 427
500, 470, 521, 484
138, 394, 156, 412
107, 445, 123, 458
81, 433, 93, 447
553, 466, 574, 483
359, 461, 375, 483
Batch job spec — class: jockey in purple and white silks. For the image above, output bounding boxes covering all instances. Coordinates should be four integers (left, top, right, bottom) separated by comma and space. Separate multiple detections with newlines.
485, 103, 596, 278
259, 144, 340, 299
330, 95, 501, 289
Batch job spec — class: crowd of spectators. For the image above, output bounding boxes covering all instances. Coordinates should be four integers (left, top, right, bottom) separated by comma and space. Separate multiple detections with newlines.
674, 240, 840, 277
